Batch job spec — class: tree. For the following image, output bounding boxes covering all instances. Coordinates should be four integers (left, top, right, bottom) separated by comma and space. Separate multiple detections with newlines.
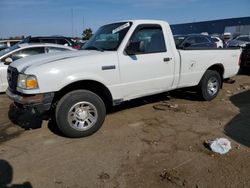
82, 28, 93, 40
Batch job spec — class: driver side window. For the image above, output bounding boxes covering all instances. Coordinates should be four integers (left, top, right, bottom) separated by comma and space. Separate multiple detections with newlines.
129, 26, 167, 54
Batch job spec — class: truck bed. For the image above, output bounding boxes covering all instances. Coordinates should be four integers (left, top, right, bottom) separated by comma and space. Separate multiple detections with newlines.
177, 48, 241, 88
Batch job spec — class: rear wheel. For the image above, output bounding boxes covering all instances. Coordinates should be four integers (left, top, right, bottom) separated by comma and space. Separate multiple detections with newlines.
198, 70, 221, 101
55, 90, 106, 138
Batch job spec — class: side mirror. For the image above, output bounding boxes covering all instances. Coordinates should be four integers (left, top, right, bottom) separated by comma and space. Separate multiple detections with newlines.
177, 45, 183, 49
183, 42, 191, 48
4, 57, 13, 65
125, 41, 144, 55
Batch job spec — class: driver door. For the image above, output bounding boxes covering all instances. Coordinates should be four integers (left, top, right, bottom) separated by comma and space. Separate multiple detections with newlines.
118, 25, 175, 99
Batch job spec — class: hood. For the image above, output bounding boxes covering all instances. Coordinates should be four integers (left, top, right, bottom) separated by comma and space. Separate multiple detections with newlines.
10, 50, 107, 72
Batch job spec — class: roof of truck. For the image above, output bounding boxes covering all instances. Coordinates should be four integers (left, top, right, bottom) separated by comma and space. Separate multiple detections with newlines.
108, 19, 169, 25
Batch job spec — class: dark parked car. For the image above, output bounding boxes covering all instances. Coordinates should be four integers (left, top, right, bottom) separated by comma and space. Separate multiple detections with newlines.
226, 35, 250, 48
20, 36, 81, 49
239, 44, 250, 70
174, 34, 216, 49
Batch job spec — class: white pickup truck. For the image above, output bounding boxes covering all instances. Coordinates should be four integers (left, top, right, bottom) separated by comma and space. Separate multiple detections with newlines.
6, 20, 241, 137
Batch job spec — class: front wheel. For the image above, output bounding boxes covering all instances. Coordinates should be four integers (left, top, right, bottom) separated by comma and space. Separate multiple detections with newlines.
55, 90, 106, 138
198, 70, 221, 101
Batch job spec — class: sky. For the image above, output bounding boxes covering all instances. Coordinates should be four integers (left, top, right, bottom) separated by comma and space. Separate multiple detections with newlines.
0, 0, 249, 38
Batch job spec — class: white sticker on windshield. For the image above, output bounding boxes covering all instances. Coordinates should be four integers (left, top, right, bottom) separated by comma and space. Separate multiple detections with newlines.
112, 22, 130, 34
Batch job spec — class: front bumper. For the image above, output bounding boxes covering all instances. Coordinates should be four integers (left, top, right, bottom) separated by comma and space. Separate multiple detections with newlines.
6, 88, 54, 113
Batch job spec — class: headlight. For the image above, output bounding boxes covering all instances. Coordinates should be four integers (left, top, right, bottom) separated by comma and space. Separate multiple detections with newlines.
17, 74, 39, 90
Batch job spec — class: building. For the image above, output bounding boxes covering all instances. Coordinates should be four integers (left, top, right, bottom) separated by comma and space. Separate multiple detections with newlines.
171, 17, 250, 36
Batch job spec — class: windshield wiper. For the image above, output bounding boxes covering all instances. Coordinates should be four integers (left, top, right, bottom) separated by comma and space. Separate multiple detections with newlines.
84, 45, 104, 52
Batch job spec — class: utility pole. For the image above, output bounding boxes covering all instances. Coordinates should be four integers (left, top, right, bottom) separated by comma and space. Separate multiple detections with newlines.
71, 8, 74, 37
83, 16, 85, 33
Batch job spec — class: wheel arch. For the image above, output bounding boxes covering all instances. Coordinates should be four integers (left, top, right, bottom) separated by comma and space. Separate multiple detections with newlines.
206, 63, 224, 88
54, 80, 113, 108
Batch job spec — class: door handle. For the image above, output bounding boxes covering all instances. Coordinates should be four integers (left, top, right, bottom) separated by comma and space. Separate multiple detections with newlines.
164, 57, 172, 62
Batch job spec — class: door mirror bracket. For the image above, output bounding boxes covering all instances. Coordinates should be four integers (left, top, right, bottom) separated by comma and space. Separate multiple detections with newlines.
125, 41, 144, 55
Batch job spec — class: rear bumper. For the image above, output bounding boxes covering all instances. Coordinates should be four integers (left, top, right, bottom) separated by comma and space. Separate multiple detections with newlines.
6, 88, 54, 113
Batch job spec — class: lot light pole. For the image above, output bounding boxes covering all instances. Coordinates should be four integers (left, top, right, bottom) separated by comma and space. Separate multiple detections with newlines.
71, 8, 74, 37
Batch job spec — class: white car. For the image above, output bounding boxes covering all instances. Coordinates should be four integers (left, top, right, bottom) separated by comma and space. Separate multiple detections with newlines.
211, 36, 224, 48
7, 20, 241, 138
0, 43, 75, 92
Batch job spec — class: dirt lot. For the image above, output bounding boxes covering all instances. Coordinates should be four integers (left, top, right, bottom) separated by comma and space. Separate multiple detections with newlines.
0, 73, 250, 188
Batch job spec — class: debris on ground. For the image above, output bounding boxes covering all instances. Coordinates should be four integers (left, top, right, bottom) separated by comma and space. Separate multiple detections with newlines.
54, 180, 62, 184
238, 84, 249, 90
224, 78, 236, 84
204, 138, 232, 155
98, 172, 110, 180
153, 101, 180, 112
237, 83, 249, 91
189, 146, 193, 151
160, 169, 186, 186
236, 144, 241, 150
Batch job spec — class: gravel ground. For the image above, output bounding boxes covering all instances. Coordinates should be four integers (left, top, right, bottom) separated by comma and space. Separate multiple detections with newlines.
0, 73, 250, 188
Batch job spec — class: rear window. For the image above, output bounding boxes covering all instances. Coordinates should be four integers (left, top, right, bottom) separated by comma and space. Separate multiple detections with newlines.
194, 37, 210, 43
56, 39, 70, 46
29, 38, 40, 43
237, 37, 250, 42
174, 36, 186, 47
40, 39, 57, 43
212, 38, 219, 42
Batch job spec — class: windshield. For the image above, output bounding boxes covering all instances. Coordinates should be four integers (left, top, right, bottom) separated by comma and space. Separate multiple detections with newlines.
174, 36, 186, 47
0, 44, 20, 57
82, 22, 132, 51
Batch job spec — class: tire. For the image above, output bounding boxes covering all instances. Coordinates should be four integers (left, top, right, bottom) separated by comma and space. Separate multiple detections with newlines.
55, 90, 106, 138
198, 70, 221, 101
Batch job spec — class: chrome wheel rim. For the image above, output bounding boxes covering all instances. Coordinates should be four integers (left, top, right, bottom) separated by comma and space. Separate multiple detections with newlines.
207, 77, 219, 96
67, 101, 98, 131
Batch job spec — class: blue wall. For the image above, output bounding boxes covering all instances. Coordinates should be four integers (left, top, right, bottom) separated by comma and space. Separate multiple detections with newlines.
171, 17, 250, 35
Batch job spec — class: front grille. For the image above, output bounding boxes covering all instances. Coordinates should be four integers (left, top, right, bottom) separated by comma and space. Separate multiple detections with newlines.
7, 66, 18, 93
